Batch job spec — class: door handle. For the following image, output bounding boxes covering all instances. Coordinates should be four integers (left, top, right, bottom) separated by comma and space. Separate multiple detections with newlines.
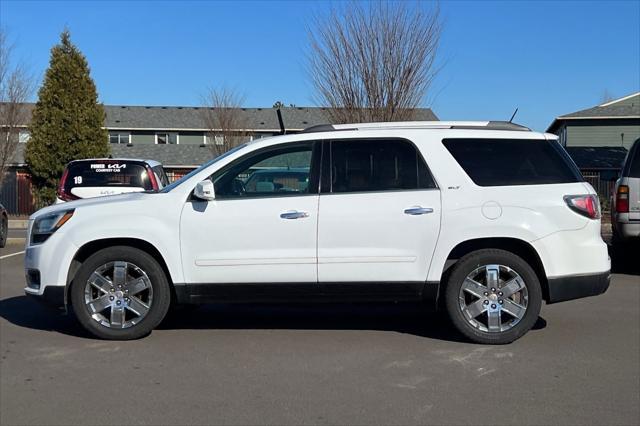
280, 210, 309, 220
404, 206, 434, 215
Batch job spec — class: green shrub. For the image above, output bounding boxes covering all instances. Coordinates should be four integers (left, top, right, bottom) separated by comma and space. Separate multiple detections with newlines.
25, 30, 108, 205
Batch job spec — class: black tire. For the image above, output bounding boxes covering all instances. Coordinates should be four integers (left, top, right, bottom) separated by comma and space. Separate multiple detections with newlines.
445, 249, 542, 345
610, 227, 627, 250
70, 246, 171, 340
0, 215, 7, 248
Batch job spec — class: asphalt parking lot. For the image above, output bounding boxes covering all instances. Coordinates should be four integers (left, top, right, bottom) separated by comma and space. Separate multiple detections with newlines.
1, 240, 639, 426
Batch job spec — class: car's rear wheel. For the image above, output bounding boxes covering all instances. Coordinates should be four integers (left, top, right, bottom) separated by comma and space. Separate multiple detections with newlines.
445, 249, 542, 344
70, 246, 171, 340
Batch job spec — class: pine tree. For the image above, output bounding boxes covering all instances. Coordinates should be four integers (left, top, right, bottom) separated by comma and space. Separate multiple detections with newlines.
26, 30, 108, 204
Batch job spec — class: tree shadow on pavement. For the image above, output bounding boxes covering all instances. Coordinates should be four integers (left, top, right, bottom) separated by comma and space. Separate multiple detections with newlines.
0, 296, 547, 342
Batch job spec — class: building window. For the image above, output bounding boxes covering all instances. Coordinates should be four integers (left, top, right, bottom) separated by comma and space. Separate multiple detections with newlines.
109, 132, 130, 144
157, 133, 178, 144
252, 133, 273, 140
205, 134, 225, 145
19, 130, 31, 143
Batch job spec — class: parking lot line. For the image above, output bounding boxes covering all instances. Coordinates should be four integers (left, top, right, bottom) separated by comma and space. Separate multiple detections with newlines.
0, 250, 25, 260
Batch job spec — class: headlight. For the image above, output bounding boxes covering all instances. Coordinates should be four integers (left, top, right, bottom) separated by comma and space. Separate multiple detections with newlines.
31, 210, 74, 245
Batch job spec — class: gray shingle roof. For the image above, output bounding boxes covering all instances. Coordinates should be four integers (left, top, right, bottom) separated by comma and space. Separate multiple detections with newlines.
565, 146, 628, 170
8, 143, 215, 167
105, 105, 283, 131
11, 103, 438, 132
6, 103, 438, 167
560, 103, 639, 119
547, 93, 640, 132
110, 144, 214, 168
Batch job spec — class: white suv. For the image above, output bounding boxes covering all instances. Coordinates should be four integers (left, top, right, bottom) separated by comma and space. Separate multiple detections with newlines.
24, 121, 610, 344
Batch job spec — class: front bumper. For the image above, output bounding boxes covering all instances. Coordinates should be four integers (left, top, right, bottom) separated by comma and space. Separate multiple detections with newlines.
23, 232, 78, 304
547, 271, 611, 304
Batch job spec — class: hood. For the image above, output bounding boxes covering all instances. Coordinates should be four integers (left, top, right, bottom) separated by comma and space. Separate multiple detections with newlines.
29, 192, 152, 220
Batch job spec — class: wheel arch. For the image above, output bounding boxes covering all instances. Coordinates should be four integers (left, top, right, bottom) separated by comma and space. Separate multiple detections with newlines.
440, 237, 550, 302
66, 238, 176, 305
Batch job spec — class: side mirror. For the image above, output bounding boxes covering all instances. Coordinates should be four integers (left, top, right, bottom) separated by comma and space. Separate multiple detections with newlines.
193, 180, 215, 201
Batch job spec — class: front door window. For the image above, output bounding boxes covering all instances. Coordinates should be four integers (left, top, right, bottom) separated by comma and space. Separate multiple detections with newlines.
212, 143, 316, 199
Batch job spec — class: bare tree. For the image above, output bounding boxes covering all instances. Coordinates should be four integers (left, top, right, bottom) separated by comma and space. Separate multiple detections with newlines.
600, 89, 615, 104
201, 87, 253, 157
0, 28, 33, 185
307, 1, 442, 123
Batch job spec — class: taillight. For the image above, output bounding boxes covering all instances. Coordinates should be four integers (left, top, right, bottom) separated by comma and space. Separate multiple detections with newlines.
146, 165, 159, 190
616, 185, 629, 213
564, 194, 600, 219
56, 169, 79, 201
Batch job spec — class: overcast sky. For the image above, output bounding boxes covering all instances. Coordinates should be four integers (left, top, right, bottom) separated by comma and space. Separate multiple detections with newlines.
2, 0, 639, 131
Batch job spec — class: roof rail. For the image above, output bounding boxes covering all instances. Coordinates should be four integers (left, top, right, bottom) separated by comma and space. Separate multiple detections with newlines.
300, 124, 339, 133
301, 120, 531, 133
451, 121, 530, 131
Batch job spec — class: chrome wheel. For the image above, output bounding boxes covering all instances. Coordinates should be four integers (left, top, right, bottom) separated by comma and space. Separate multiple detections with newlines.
84, 261, 153, 329
458, 264, 528, 333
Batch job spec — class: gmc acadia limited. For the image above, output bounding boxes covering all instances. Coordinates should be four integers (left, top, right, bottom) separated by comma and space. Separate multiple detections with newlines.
24, 121, 611, 344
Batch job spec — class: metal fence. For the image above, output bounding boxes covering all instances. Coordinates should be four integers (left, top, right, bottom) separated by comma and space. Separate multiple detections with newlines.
0, 170, 37, 216
164, 168, 192, 183
582, 170, 617, 210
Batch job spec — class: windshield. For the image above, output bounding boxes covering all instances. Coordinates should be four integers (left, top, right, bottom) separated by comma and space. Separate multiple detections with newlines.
160, 143, 249, 193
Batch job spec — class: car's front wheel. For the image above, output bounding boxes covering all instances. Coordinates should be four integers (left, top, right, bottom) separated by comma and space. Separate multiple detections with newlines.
70, 246, 171, 340
445, 249, 542, 344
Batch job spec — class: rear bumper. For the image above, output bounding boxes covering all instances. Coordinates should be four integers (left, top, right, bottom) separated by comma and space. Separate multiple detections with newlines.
547, 271, 610, 304
531, 220, 610, 278
615, 221, 640, 240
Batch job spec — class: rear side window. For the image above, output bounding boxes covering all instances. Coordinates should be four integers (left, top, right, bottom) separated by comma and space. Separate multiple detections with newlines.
64, 161, 154, 193
330, 139, 436, 193
442, 138, 583, 186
